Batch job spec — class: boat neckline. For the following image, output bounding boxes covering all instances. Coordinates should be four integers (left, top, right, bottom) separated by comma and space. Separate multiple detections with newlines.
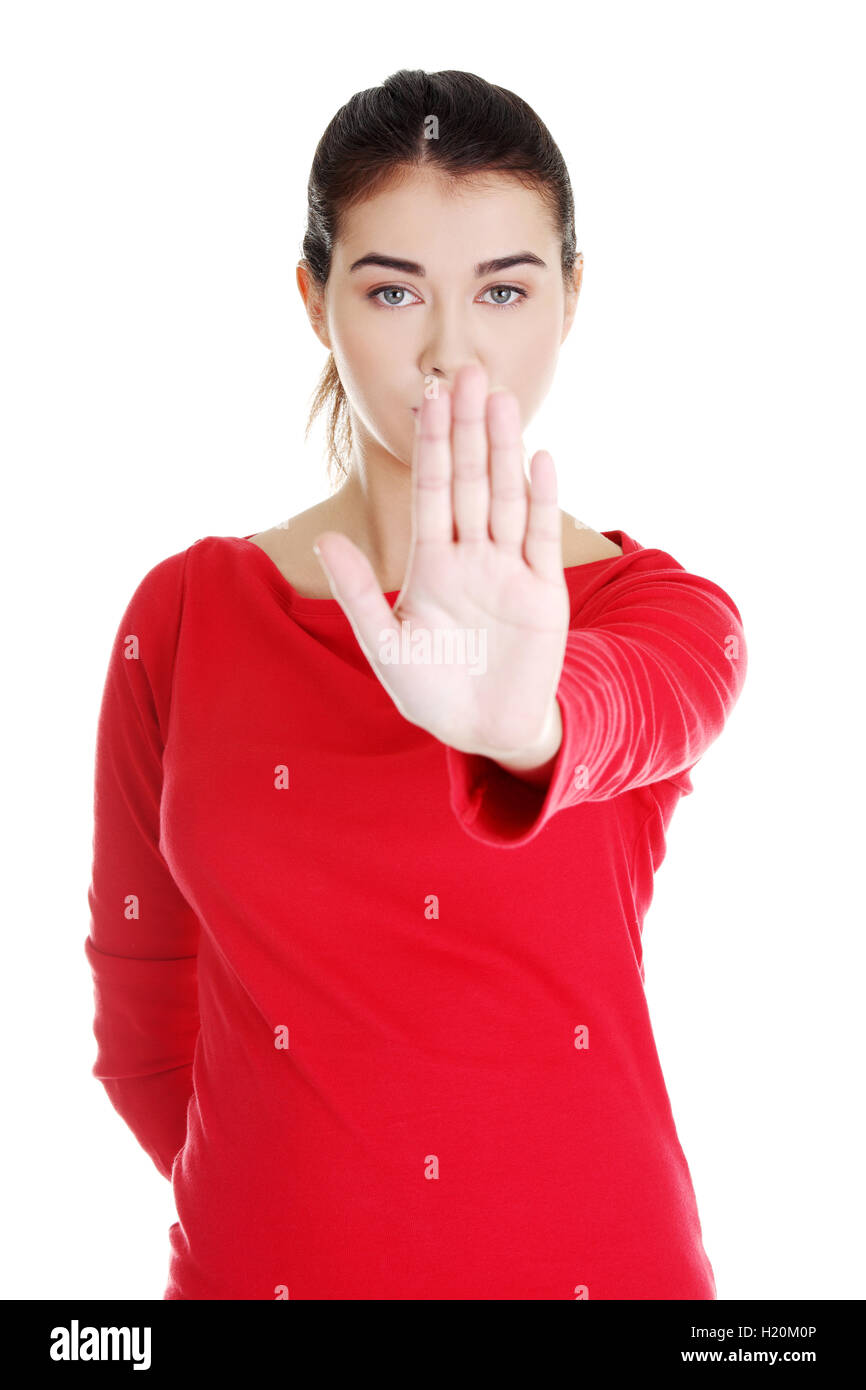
228, 530, 633, 614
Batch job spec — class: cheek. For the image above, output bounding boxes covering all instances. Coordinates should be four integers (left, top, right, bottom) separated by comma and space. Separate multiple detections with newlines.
331, 311, 400, 401
517, 312, 560, 365
500, 320, 560, 418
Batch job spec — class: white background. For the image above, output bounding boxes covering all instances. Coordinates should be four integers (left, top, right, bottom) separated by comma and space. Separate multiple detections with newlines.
2, 0, 863, 1300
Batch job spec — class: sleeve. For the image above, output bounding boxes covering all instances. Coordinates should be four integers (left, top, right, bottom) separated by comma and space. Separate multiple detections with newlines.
446, 547, 748, 849
84, 544, 202, 1181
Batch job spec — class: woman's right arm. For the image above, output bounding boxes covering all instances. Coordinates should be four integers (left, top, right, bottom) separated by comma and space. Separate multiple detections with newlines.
84, 546, 201, 1181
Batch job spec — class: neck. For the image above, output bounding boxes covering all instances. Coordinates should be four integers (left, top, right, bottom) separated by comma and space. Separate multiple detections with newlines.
325, 420, 417, 591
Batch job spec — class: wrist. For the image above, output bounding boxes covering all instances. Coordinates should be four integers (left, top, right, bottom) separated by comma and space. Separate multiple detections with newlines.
490, 700, 563, 783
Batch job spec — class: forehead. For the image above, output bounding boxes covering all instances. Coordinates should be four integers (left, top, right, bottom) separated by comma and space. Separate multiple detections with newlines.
334, 167, 555, 269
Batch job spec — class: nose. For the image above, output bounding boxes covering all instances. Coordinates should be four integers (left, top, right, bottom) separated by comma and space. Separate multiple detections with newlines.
420, 362, 489, 399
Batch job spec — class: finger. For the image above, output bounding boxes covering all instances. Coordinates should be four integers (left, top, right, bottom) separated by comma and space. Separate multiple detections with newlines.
522, 450, 563, 582
412, 387, 453, 546
312, 531, 402, 664
487, 388, 527, 552
451, 364, 490, 543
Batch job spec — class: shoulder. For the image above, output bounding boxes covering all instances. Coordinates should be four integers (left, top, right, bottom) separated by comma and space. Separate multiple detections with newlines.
101, 544, 194, 735
559, 512, 623, 566
119, 543, 193, 625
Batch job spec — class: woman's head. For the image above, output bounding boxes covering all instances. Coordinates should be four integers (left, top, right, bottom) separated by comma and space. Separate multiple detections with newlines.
299, 69, 582, 489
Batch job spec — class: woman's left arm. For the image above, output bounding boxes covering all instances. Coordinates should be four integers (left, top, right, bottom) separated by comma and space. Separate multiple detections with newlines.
446, 556, 748, 847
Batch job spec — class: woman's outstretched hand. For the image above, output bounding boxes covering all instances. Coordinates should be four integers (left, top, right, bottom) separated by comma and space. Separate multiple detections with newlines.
311, 364, 570, 772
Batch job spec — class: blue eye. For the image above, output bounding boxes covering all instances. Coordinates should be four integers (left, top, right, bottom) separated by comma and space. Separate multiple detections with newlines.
366, 285, 529, 311
367, 286, 417, 309
480, 285, 528, 310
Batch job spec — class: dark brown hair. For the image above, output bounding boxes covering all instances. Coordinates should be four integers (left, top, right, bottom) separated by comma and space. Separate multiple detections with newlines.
301, 68, 579, 489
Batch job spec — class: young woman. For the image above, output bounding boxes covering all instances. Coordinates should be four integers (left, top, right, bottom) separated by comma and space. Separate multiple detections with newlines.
85, 68, 747, 1300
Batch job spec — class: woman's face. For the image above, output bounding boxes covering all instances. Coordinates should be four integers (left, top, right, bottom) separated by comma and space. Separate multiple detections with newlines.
299, 166, 582, 468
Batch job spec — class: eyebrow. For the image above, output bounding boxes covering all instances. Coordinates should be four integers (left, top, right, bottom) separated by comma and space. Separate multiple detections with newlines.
348, 251, 548, 277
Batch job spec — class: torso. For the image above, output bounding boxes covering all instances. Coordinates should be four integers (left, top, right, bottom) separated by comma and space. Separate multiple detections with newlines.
246, 506, 622, 601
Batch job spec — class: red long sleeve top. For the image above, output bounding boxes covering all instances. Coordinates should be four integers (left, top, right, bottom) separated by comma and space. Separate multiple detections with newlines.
85, 528, 747, 1300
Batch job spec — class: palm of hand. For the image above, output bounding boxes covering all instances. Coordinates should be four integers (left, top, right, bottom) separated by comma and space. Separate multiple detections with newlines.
313, 365, 571, 759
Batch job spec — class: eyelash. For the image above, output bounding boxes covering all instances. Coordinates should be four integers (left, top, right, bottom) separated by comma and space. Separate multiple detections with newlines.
366, 284, 529, 312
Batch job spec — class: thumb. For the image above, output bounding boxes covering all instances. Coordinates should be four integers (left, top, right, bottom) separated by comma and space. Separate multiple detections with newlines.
313, 532, 402, 669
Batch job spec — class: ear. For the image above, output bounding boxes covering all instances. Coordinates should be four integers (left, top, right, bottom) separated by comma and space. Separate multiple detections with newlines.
560, 252, 584, 344
297, 260, 332, 350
